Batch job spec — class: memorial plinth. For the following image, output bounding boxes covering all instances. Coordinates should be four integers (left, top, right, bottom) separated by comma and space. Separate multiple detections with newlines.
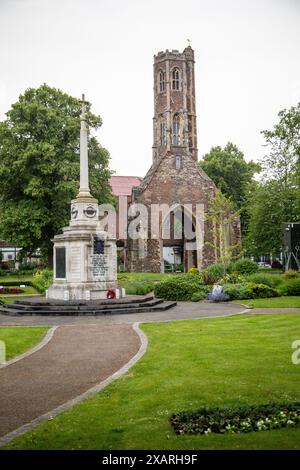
48, 96, 120, 301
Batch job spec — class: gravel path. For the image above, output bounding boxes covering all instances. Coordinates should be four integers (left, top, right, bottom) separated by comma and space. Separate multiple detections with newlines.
0, 324, 140, 439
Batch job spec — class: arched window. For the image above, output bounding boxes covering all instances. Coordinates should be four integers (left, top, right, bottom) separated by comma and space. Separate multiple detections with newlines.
159, 70, 165, 92
160, 121, 167, 146
172, 68, 180, 90
172, 114, 180, 145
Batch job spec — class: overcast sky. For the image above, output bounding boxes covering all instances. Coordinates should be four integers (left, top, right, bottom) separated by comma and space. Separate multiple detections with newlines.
0, 0, 299, 177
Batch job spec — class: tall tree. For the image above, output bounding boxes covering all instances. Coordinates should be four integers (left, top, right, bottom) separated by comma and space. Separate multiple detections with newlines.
245, 103, 300, 257
0, 84, 113, 263
199, 142, 260, 210
245, 180, 298, 257
261, 103, 300, 186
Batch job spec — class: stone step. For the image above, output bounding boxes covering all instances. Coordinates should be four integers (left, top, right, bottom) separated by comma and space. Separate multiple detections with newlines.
5, 297, 162, 312
13, 295, 154, 307
0, 299, 176, 316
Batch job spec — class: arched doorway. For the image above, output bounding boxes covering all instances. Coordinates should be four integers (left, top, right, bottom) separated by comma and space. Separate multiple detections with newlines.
160, 205, 203, 273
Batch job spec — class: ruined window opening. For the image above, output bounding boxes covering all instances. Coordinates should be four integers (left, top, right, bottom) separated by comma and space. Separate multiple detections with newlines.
172, 68, 180, 90
159, 70, 165, 92
172, 114, 180, 145
160, 122, 167, 146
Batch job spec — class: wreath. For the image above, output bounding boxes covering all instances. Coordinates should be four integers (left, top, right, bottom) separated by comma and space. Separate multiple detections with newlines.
107, 289, 116, 299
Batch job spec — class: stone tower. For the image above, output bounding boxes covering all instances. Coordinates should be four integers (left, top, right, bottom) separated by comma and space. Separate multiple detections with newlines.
152, 46, 198, 163
124, 47, 241, 273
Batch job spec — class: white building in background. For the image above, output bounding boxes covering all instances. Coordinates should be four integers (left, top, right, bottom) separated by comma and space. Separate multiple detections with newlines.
0, 241, 21, 262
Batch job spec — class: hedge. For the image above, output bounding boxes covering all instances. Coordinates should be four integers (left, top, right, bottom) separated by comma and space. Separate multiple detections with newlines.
222, 283, 279, 300
154, 274, 205, 301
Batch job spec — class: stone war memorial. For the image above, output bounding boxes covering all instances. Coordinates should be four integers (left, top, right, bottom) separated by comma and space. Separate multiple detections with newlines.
47, 95, 120, 301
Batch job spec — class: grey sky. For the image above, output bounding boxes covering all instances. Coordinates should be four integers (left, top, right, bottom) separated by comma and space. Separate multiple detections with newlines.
0, 0, 299, 177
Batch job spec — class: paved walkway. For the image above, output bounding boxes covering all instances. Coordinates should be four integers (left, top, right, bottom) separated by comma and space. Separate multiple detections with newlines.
0, 301, 246, 326
0, 324, 140, 439
249, 307, 300, 315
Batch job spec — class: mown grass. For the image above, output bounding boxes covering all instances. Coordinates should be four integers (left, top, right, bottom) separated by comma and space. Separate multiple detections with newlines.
117, 272, 172, 283
0, 327, 49, 361
4, 314, 300, 450
0, 274, 34, 283
234, 296, 300, 309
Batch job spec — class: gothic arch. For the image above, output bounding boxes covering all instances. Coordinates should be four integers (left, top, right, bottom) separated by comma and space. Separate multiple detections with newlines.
159, 204, 204, 272
171, 67, 180, 90
158, 69, 165, 93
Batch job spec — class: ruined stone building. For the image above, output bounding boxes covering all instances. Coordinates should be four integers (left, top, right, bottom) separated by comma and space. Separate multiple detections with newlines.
110, 47, 241, 272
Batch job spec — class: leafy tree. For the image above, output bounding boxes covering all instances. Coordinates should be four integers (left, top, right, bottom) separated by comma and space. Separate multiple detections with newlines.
206, 189, 242, 272
0, 84, 113, 264
245, 103, 300, 257
261, 103, 300, 186
245, 180, 298, 257
199, 142, 260, 210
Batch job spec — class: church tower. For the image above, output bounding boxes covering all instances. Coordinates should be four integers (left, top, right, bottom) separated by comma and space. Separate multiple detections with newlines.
125, 46, 241, 273
152, 46, 198, 162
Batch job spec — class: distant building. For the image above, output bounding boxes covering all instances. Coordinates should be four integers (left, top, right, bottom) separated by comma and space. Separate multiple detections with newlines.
0, 240, 21, 262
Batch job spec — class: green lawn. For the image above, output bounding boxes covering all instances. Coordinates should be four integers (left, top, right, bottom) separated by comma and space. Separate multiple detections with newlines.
234, 296, 300, 309
4, 314, 300, 450
117, 272, 172, 283
0, 274, 34, 283
0, 327, 49, 361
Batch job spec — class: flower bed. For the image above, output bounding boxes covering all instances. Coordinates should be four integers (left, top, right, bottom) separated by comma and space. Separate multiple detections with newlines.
0, 287, 24, 294
170, 402, 300, 435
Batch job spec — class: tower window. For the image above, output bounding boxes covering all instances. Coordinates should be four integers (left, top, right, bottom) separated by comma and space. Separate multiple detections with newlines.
175, 155, 181, 170
172, 114, 180, 145
159, 70, 165, 92
160, 122, 167, 146
172, 68, 180, 90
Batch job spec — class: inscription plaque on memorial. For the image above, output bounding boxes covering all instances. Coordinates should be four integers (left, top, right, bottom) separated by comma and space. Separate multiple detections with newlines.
56, 247, 66, 279
91, 254, 108, 278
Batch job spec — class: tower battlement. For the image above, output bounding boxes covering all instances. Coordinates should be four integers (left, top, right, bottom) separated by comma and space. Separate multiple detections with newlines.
154, 47, 194, 64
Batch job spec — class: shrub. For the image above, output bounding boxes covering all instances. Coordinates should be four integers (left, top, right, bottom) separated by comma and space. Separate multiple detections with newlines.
191, 288, 210, 302
32, 269, 53, 293
283, 269, 300, 280
205, 263, 227, 283
223, 283, 278, 300
0, 297, 4, 305
171, 402, 300, 435
231, 258, 258, 275
245, 273, 283, 288
123, 281, 154, 295
188, 267, 199, 275
280, 278, 300, 296
220, 272, 245, 284
154, 274, 204, 301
